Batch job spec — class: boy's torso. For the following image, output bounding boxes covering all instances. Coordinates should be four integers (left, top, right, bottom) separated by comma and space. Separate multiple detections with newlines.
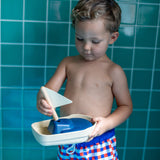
60, 55, 116, 118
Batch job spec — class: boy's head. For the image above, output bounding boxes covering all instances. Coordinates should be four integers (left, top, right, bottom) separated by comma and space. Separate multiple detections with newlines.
71, 0, 121, 33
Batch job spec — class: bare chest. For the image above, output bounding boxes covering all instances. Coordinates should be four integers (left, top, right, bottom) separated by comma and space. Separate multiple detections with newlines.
66, 63, 112, 89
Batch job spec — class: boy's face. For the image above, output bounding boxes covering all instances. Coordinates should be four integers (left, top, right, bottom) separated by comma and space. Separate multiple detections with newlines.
75, 18, 118, 61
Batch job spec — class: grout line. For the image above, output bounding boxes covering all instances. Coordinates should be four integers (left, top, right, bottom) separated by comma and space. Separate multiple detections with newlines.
21, 0, 26, 159
142, 3, 160, 160
1, 19, 160, 29
122, 0, 140, 159
42, 0, 49, 159
1, 42, 159, 50
1, 41, 160, 49
67, 0, 72, 57
0, 19, 71, 24
44, 0, 49, 86
0, 0, 2, 158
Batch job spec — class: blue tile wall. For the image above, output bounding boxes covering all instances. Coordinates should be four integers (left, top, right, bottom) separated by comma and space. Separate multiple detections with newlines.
0, 0, 160, 160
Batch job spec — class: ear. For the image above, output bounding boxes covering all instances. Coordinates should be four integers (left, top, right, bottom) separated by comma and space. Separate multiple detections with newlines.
109, 32, 119, 44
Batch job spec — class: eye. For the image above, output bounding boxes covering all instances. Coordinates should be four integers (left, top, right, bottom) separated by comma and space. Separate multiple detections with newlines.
76, 37, 83, 41
92, 40, 101, 44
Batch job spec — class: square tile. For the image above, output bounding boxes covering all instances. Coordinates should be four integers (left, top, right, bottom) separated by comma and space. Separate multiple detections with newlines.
1, 44, 22, 65
24, 68, 44, 87
24, 22, 46, 43
119, 3, 136, 24
153, 71, 160, 90
117, 0, 137, 2
115, 130, 125, 147
71, 0, 78, 9
157, 28, 160, 48
1, 67, 22, 87
129, 111, 147, 128
1, 0, 23, 20
106, 48, 112, 60
23, 129, 42, 147
125, 149, 143, 160
132, 70, 152, 89
2, 149, 21, 160
155, 50, 160, 69
45, 148, 59, 159
24, 45, 45, 66
23, 149, 43, 160
144, 149, 160, 160
134, 49, 154, 69
137, 4, 159, 26
25, 0, 46, 21
127, 130, 145, 147
47, 23, 69, 44
139, 0, 159, 3
48, 0, 70, 21
2, 130, 22, 147
116, 149, 123, 160
46, 68, 57, 82
1, 89, 22, 109
23, 89, 38, 109
149, 111, 160, 129
23, 110, 43, 129
131, 91, 150, 109
151, 91, 160, 109
136, 27, 157, 47
147, 130, 160, 147
124, 70, 131, 87
69, 46, 79, 56
113, 48, 133, 68
2, 110, 22, 128
114, 26, 135, 47
1, 21, 22, 43
117, 120, 127, 128
47, 46, 68, 66
70, 25, 76, 44
46, 68, 67, 89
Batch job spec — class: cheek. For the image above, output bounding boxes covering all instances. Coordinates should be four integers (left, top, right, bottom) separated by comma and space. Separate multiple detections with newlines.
75, 41, 82, 52
93, 45, 107, 54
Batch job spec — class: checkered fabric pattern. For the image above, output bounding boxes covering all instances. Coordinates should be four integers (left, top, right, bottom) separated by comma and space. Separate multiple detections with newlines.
57, 135, 119, 160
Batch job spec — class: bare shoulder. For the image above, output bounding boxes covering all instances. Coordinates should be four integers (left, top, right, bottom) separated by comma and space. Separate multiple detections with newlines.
107, 62, 127, 85
60, 56, 78, 65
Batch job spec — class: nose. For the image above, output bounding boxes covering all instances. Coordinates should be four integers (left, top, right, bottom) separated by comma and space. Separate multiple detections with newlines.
83, 42, 91, 53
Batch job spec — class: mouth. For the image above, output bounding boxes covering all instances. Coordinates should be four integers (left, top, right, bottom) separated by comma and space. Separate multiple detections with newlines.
82, 54, 95, 61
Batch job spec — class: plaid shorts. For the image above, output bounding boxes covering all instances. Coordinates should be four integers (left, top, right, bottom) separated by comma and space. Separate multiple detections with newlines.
57, 129, 119, 160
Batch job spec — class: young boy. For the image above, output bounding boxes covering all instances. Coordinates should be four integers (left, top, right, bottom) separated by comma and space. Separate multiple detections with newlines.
37, 0, 132, 159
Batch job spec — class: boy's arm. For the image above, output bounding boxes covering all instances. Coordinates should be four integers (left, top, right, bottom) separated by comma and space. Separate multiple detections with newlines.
37, 57, 69, 116
45, 58, 68, 91
89, 65, 132, 140
106, 65, 133, 129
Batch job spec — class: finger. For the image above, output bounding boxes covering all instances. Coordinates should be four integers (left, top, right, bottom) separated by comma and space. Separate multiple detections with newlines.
38, 99, 53, 116
87, 133, 100, 142
38, 106, 53, 116
40, 99, 52, 109
87, 135, 94, 142
90, 123, 99, 136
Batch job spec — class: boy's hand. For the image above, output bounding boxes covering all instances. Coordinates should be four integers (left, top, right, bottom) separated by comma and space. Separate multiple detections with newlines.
88, 117, 108, 142
37, 98, 53, 117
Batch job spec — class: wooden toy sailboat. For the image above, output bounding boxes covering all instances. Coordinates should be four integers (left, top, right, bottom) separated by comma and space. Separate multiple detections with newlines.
31, 86, 96, 146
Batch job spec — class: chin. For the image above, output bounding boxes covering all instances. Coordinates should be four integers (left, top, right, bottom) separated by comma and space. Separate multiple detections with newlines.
83, 57, 95, 61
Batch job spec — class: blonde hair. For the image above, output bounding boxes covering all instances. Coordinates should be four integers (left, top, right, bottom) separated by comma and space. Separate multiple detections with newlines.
71, 0, 121, 33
